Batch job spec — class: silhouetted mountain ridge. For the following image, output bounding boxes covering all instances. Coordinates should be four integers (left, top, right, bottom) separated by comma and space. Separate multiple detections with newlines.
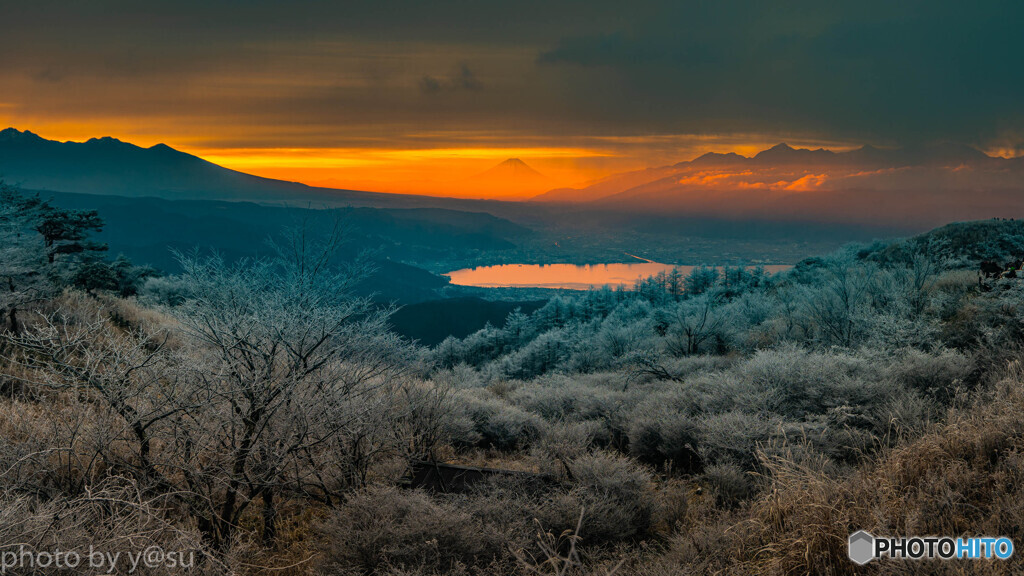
533, 142, 1020, 204
0, 128, 485, 209
687, 142, 1001, 169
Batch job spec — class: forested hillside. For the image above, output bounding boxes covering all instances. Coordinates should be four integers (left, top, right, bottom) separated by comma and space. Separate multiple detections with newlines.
3, 182, 1024, 575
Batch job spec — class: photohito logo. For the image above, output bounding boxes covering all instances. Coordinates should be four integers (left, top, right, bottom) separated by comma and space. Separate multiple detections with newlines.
848, 531, 1013, 565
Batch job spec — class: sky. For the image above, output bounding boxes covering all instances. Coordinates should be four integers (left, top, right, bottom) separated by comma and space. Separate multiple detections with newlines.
2, 1, 1022, 198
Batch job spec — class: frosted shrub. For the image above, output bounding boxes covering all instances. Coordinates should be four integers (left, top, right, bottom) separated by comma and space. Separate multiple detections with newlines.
738, 345, 893, 419
140, 275, 188, 306
686, 371, 768, 414
509, 378, 582, 420
485, 406, 546, 451
797, 408, 884, 463
890, 347, 973, 401
658, 354, 739, 380
318, 486, 505, 575
565, 342, 606, 373
596, 319, 655, 361
442, 410, 483, 450
531, 420, 604, 472
699, 410, 780, 469
430, 362, 485, 389
498, 329, 572, 379
508, 376, 622, 424
929, 270, 976, 319
627, 399, 703, 473
393, 379, 479, 460
702, 462, 757, 508
453, 389, 545, 450
538, 452, 659, 545
720, 291, 778, 352
857, 309, 940, 351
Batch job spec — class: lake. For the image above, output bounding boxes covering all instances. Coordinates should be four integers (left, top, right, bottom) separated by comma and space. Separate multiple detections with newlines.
445, 262, 793, 290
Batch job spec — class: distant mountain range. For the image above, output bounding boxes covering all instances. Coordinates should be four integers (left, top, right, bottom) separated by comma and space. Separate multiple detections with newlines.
532, 142, 1024, 226
534, 142, 1020, 203
3, 128, 1022, 228
0, 128, 476, 209
695, 141, 1016, 169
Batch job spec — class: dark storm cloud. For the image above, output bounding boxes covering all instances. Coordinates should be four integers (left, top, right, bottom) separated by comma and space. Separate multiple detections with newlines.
3, 0, 1023, 149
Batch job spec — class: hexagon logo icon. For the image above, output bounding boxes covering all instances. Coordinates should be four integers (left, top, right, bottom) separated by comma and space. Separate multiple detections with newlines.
848, 530, 875, 565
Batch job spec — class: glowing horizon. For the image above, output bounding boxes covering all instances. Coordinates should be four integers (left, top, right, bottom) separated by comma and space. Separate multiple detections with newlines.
3, 1, 1023, 202
0, 122, 868, 200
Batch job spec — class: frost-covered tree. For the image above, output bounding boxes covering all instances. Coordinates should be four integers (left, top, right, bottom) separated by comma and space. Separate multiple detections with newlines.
0, 184, 48, 333
667, 294, 731, 355
1, 183, 110, 333
800, 256, 877, 347
684, 265, 719, 296
666, 267, 685, 300
169, 222, 411, 548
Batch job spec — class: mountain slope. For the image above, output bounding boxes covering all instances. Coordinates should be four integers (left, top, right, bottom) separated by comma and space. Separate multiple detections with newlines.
38, 191, 543, 302
1, 128, 304, 200
531, 165, 681, 203
0, 128, 473, 208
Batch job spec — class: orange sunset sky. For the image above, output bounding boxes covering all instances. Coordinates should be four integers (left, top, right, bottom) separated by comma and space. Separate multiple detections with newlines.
3, 2, 1022, 199
0, 121, 860, 199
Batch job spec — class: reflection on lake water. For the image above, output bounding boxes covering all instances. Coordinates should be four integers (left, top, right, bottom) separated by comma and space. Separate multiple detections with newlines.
445, 262, 793, 290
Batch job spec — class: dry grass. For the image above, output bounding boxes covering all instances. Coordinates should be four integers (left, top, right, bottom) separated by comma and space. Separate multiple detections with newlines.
233, 501, 330, 576
0, 477, 221, 575
719, 362, 1024, 575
